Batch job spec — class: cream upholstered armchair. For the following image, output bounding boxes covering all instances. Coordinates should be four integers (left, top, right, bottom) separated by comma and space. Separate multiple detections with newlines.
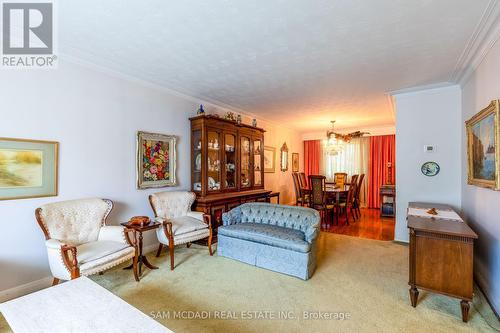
149, 191, 213, 270
35, 198, 139, 285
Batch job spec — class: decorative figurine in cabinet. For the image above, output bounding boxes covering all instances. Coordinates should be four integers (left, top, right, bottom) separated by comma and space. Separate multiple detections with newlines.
190, 115, 271, 233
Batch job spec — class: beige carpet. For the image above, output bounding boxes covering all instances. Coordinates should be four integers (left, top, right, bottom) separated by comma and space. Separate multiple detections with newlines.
1, 233, 498, 332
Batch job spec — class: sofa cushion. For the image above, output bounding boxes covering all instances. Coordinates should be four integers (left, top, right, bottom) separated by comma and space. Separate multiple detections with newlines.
218, 223, 310, 253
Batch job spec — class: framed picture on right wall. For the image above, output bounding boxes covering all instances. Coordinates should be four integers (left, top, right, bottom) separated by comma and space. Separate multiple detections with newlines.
465, 100, 500, 190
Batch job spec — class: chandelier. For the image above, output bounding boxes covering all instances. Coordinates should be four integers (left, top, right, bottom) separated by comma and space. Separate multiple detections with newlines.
324, 121, 369, 156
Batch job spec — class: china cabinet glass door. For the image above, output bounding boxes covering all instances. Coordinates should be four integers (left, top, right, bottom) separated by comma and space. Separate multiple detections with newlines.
224, 133, 237, 190
253, 138, 263, 186
240, 136, 251, 188
192, 129, 202, 192
207, 129, 221, 191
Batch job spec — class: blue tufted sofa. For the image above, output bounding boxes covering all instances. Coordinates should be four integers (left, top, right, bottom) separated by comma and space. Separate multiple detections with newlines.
219, 203, 320, 280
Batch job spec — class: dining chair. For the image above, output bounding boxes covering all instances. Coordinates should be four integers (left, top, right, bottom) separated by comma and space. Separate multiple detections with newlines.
353, 174, 365, 219
292, 173, 302, 206
334, 173, 348, 187
337, 174, 358, 225
308, 175, 334, 225
299, 172, 307, 189
293, 172, 310, 206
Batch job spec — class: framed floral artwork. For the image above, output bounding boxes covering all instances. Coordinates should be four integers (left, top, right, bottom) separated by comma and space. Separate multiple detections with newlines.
466, 100, 500, 190
292, 153, 299, 172
137, 131, 177, 189
0, 137, 58, 200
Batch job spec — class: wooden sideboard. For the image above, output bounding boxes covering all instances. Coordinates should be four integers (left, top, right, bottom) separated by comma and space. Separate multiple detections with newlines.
380, 184, 395, 217
407, 202, 478, 322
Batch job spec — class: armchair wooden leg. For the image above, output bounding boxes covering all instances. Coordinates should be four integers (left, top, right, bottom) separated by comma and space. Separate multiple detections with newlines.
155, 244, 163, 257
208, 233, 213, 256
169, 243, 175, 271
52, 278, 59, 286
132, 253, 140, 282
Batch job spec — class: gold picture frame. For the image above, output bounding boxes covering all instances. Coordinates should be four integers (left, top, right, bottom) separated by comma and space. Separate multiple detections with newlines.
465, 100, 500, 190
137, 131, 177, 189
280, 142, 289, 172
264, 146, 276, 173
292, 153, 299, 172
0, 137, 58, 200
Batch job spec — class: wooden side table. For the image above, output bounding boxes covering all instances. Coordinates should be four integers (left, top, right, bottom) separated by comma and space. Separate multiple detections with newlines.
120, 222, 160, 276
267, 192, 280, 204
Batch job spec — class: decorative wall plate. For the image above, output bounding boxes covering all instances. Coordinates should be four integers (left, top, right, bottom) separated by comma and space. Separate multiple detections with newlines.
421, 161, 440, 177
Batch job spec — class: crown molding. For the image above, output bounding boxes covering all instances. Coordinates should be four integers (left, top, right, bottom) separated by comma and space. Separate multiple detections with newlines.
451, 0, 500, 85
58, 51, 295, 132
388, 82, 456, 96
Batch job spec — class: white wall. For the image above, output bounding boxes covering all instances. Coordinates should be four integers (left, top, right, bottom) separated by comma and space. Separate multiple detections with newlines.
394, 85, 462, 242
0, 60, 299, 296
461, 38, 500, 314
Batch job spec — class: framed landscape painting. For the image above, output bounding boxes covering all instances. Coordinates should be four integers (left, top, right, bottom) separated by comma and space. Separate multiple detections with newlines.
0, 138, 58, 200
465, 100, 500, 190
137, 131, 177, 189
264, 146, 276, 173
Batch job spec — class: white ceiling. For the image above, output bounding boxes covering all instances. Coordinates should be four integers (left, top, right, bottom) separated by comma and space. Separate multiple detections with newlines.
60, 0, 493, 133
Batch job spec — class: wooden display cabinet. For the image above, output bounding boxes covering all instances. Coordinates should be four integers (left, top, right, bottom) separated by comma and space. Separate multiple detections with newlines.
190, 115, 271, 232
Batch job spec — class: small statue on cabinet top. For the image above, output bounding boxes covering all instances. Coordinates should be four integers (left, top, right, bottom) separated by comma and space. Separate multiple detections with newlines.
252, 118, 257, 127
237, 114, 242, 124
197, 104, 205, 115
224, 112, 236, 122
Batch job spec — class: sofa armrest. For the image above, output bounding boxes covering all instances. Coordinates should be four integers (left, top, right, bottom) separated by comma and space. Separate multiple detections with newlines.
98, 226, 127, 244
304, 210, 321, 243
222, 207, 242, 226
304, 228, 319, 243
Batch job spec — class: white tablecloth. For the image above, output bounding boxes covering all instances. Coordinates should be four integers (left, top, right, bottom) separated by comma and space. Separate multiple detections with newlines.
407, 207, 463, 222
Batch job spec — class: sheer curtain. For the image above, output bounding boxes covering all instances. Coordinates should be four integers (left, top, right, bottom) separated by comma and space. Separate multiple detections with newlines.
323, 137, 369, 207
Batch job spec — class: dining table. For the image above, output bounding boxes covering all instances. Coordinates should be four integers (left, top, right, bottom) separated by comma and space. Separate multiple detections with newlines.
302, 184, 350, 224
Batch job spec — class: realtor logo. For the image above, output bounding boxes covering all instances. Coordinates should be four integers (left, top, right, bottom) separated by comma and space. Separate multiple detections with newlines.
1, 1, 57, 68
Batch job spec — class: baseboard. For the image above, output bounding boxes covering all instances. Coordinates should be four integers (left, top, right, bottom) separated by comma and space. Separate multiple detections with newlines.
0, 243, 161, 304
474, 271, 500, 319
0, 276, 53, 303
393, 238, 409, 245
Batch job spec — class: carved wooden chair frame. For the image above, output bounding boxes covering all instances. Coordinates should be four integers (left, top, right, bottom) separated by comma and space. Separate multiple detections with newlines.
35, 199, 139, 285
148, 195, 213, 271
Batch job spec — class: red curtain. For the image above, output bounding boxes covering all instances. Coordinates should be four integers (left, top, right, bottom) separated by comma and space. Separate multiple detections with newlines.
304, 140, 321, 180
367, 135, 395, 208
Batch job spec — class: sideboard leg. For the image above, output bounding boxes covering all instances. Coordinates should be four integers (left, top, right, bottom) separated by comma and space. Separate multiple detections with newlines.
460, 300, 470, 322
409, 286, 419, 307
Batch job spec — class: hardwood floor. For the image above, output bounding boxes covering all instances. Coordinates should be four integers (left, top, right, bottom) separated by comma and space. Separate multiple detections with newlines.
321, 208, 395, 241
